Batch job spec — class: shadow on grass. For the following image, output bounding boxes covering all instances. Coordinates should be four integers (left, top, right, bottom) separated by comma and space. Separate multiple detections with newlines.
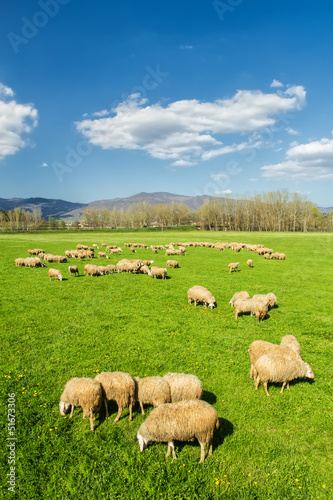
202, 390, 217, 405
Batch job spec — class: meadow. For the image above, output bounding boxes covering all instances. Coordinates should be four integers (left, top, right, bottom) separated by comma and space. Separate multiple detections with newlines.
0, 230, 332, 500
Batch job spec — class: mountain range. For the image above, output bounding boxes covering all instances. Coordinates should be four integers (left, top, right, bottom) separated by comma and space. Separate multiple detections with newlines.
0, 193, 331, 219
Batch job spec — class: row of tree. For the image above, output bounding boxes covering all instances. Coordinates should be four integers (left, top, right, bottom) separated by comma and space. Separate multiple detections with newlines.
1, 191, 332, 232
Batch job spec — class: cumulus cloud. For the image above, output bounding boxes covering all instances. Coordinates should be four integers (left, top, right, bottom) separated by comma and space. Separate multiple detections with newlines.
261, 135, 333, 180
0, 83, 38, 161
270, 79, 284, 88
76, 86, 306, 166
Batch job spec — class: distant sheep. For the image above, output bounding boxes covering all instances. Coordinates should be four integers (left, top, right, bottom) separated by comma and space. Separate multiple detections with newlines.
253, 354, 314, 397
187, 286, 216, 309
68, 265, 79, 277
48, 268, 62, 281
228, 262, 239, 273
98, 252, 109, 259
247, 259, 253, 267
83, 264, 103, 276
59, 377, 103, 431
149, 266, 168, 280
134, 376, 171, 414
166, 260, 179, 268
229, 291, 250, 306
15, 258, 25, 267
95, 371, 135, 422
163, 373, 203, 402
137, 399, 219, 463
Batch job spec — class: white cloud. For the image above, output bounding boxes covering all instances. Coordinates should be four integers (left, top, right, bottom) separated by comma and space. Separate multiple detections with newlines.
41, 162, 48, 167
215, 189, 232, 195
76, 86, 306, 166
0, 83, 38, 161
261, 135, 333, 180
270, 79, 284, 88
286, 127, 299, 136
180, 45, 193, 50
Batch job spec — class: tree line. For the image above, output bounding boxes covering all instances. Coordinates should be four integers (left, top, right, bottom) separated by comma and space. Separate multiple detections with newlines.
0, 191, 332, 232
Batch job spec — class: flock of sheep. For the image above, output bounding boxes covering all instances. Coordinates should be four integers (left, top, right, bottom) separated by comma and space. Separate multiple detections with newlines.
15, 238, 316, 463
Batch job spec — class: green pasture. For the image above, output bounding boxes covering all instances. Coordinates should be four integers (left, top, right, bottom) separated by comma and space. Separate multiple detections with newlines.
0, 231, 332, 499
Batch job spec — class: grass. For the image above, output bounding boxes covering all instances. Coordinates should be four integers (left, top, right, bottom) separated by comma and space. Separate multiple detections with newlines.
0, 230, 332, 499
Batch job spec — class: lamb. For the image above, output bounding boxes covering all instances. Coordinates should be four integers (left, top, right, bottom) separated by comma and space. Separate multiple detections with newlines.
94, 371, 135, 422
162, 373, 203, 402
280, 335, 301, 357
247, 259, 253, 268
234, 299, 268, 323
48, 268, 63, 281
68, 265, 79, 277
166, 260, 179, 268
253, 354, 314, 397
148, 266, 168, 280
134, 376, 171, 414
98, 252, 109, 259
187, 286, 216, 309
137, 400, 219, 463
59, 377, 103, 431
229, 291, 250, 306
15, 258, 25, 267
229, 262, 239, 273
248, 339, 303, 379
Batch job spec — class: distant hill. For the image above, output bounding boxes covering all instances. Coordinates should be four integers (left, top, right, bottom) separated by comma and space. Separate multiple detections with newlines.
0, 193, 331, 219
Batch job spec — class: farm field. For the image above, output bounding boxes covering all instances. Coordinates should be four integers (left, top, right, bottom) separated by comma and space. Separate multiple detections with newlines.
1, 230, 332, 500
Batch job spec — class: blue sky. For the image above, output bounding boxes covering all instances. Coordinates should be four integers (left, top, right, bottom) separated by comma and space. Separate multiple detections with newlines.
1, 0, 333, 206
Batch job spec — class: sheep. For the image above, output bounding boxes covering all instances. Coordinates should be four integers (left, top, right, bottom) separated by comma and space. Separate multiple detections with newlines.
229, 291, 250, 307
253, 354, 314, 397
15, 258, 25, 267
95, 372, 135, 422
234, 299, 268, 323
187, 286, 216, 309
229, 262, 239, 273
137, 399, 219, 463
134, 376, 171, 415
110, 248, 122, 254
149, 266, 168, 280
98, 252, 109, 259
105, 264, 117, 274
278, 253, 286, 260
280, 335, 301, 357
252, 293, 276, 309
166, 260, 179, 268
59, 377, 103, 431
97, 266, 110, 275
68, 265, 79, 277
248, 339, 303, 379
162, 373, 203, 402
247, 259, 253, 267
165, 249, 175, 256
83, 264, 103, 276
48, 268, 63, 281
130, 247, 137, 253
139, 265, 150, 274
142, 260, 154, 267
93, 244, 99, 249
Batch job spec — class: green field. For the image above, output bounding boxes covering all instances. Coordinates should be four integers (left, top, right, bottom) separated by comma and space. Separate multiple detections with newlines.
1, 231, 332, 500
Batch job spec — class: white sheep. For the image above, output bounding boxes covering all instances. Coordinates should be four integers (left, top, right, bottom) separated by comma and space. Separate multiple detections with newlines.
234, 299, 268, 323
187, 286, 216, 309
59, 377, 103, 431
228, 262, 239, 273
94, 372, 135, 422
83, 264, 103, 276
247, 259, 253, 267
134, 376, 171, 414
166, 260, 179, 268
15, 258, 25, 267
253, 354, 314, 397
48, 268, 63, 281
98, 252, 109, 259
162, 373, 203, 402
137, 399, 219, 463
280, 335, 301, 357
148, 266, 168, 280
229, 291, 250, 306
68, 265, 79, 277
248, 339, 302, 379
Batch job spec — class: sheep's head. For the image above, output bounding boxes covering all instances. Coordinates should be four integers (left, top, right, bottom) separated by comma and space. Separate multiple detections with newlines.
59, 401, 70, 416
305, 364, 315, 379
58, 274, 63, 281
137, 432, 149, 452
208, 301, 216, 309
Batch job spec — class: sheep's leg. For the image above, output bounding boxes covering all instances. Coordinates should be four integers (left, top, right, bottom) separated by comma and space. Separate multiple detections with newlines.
235, 310, 238, 319
250, 365, 254, 378
263, 382, 270, 397
199, 441, 206, 463
128, 403, 133, 421
280, 382, 286, 394
139, 401, 145, 415
166, 441, 177, 460
69, 405, 74, 418
188, 297, 191, 304
208, 439, 213, 457
194, 300, 197, 307
287, 383, 290, 391
114, 405, 122, 423
89, 416, 94, 431
254, 375, 260, 391
104, 398, 109, 419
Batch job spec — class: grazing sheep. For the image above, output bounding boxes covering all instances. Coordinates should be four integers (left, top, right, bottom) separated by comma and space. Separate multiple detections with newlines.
93, 244, 99, 249
278, 253, 286, 260
229, 291, 250, 307
105, 264, 116, 274
137, 399, 219, 463
83, 264, 103, 276
234, 299, 268, 322
134, 376, 171, 414
142, 260, 154, 267
48, 268, 62, 281
68, 265, 79, 277
59, 377, 103, 431
247, 259, 253, 268
149, 266, 168, 280
248, 339, 302, 379
229, 262, 239, 273
139, 265, 150, 274
94, 372, 135, 422
15, 258, 25, 267
163, 373, 203, 402
166, 260, 179, 268
130, 247, 137, 253
280, 335, 301, 357
97, 266, 110, 275
98, 252, 109, 259
187, 286, 216, 309
254, 354, 314, 397
252, 293, 276, 309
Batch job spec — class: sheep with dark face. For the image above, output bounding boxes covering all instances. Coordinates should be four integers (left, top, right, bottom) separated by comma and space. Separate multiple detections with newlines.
68, 265, 79, 277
